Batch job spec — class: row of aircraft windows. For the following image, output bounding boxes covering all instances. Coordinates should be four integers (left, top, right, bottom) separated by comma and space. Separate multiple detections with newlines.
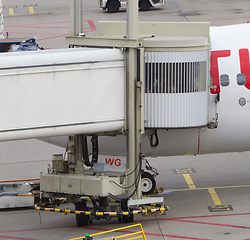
213, 73, 246, 87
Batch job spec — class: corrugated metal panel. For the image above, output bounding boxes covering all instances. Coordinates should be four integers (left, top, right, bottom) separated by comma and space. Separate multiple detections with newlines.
145, 50, 208, 128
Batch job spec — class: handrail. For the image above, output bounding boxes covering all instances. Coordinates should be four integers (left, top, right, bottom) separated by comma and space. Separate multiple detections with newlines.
69, 223, 147, 240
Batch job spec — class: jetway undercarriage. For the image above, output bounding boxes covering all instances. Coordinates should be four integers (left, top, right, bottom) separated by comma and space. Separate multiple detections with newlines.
39, 134, 165, 226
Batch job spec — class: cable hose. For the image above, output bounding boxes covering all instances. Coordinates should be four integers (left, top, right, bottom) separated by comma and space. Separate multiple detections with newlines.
91, 135, 98, 164
149, 129, 159, 148
82, 134, 92, 167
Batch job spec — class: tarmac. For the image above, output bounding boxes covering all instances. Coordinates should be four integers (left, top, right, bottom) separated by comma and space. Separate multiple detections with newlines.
1, 0, 250, 239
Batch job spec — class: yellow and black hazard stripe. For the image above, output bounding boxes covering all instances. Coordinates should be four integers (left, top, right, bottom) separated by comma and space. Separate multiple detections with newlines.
34, 204, 169, 217
39, 197, 121, 207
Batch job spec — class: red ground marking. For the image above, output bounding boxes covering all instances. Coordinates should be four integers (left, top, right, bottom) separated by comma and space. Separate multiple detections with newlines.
174, 212, 250, 219
5, 20, 96, 42
6, 20, 96, 31
144, 232, 211, 240
5, 21, 70, 27
7, 32, 67, 36
87, 20, 96, 32
171, 219, 250, 230
7, 25, 70, 29
0, 236, 38, 240
136, 212, 250, 222
37, 34, 68, 41
0, 226, 71, 234
0, 225, 211, 240
73, 226, 212, 240
7, 32, 68, 42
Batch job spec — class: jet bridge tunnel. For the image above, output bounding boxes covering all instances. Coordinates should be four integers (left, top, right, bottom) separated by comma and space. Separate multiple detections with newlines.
0, 48, 125, 141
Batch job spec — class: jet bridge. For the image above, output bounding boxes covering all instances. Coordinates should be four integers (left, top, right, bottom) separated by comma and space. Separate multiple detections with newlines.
0, 48, 125, 141
0, 0, 211, 227
0, 21, 210, 226
36, 21, 210, 226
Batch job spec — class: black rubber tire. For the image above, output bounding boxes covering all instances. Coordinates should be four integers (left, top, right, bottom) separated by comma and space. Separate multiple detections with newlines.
122, 214, 134, 223
75, 201, 89, 226
120, 199, 134, 223
107, 0, 120, 13
139, 0, 151, 11
141, 172, 156, 194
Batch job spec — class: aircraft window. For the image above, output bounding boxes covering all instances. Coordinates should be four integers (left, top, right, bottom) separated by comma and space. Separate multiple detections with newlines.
220, 74, 229, 87
237, 73, 246, 85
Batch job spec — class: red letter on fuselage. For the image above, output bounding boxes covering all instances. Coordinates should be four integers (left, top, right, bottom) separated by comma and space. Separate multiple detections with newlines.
239, 48, 250, 90
210, 50, 231, 94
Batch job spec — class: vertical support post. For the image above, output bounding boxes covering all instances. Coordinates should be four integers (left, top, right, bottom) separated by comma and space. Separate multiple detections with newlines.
126, 0, 142, 200
0, 0, 4, 38
140, 48, 145, 135
67, 135, 84, 172
67, 135, 75, 171
74, 134, 84, 172
70, 0, 82, 37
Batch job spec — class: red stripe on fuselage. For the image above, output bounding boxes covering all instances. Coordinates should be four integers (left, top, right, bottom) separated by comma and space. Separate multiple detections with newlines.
239, 48, 250, 90
210, 50, 231, 94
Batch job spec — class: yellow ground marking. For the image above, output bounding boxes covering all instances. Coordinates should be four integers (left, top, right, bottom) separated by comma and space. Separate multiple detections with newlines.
4, 8, 99, 17
29, 6, 34, 14
183, 173, 196, 189
9, 8, 14, 15
208, 188, 222, 205
174, 168, 195, 174
170, 184, 250, 192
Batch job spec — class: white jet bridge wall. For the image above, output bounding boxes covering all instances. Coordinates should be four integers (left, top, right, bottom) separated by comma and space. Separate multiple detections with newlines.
145, 50, 208, 128
0, 48, 125, 141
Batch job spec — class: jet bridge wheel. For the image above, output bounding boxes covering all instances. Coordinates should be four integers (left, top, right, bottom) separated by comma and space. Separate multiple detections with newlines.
74, 200, 89, 226
141, 172, 156, 195
139, 0, 151, 11
107, 0, 120, 13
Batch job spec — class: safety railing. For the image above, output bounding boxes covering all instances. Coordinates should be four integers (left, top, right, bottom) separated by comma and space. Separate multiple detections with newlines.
69, 223, 147, 240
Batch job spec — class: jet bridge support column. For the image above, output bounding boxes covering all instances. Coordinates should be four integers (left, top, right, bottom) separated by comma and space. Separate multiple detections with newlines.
67, 135, 84, 172
70, 0, 82, 37
125, 0, 142, 202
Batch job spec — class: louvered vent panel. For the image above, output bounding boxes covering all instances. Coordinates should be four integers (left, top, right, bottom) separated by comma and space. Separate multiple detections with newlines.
145, 50, 208, 128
